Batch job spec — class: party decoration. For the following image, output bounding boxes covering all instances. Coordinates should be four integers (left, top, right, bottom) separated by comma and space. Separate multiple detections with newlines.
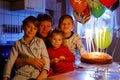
70, 0, 88, 13
91, 3, 105, 18
94, 28, 112, 49
99, 0, 116, 8
73, 6, 90, 24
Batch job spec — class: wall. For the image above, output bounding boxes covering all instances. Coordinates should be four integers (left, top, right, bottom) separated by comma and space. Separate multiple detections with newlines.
115, 6, 120, 30
46, 0, 61, 28
0, 0, 62, 44
0, 0, 41, 44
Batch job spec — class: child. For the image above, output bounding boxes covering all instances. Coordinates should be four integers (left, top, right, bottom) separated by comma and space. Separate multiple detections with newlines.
3, 16, 50, 80
58, 15, 86, 64
47, 30, 75, 76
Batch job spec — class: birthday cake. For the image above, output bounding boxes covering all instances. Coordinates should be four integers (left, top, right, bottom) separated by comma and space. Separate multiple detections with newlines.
81, 52, 113, 64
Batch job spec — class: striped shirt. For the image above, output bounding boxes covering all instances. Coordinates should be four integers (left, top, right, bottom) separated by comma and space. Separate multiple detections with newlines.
63, 33, 86, 55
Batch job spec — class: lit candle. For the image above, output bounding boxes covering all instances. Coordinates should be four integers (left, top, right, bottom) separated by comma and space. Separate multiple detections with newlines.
103, 27, 106, 52
95, 28, 99, 52
89, 38, 91, 52
85, 29, 91, 52
85, 29, 89, 52
99, 29, 103, 52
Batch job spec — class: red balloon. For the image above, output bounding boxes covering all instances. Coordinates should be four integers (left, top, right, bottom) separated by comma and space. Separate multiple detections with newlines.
70, 0, 88, 13
99, 0, 116, 7
73, 6, 91, 24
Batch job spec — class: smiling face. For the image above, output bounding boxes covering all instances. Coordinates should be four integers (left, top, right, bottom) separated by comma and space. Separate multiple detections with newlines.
49, 30, 63, 49
51, 33, 63, 49
36, 14, 52, 40
38, 20, 52, 39
60, 18, 74, 34
58, 15, 74, 38
23, 22, 38, 38
22, 16, 38, 39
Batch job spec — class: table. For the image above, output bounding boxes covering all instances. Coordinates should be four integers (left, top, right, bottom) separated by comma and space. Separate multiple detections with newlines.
43, 62, 120, 80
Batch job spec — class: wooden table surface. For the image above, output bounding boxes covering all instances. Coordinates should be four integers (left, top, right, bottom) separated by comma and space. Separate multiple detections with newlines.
43, 62, 120, 80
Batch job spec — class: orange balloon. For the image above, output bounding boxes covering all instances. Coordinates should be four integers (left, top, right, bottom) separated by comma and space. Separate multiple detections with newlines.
73, 6, 91, 24
70, 0, 88, 13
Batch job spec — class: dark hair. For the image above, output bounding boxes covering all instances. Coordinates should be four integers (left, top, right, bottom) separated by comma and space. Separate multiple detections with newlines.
37, 14, 52, 24
22, 16, 39, 28
58, 15, 74, 28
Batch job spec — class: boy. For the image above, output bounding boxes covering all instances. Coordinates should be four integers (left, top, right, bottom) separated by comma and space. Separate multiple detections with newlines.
3, 16, 50, 80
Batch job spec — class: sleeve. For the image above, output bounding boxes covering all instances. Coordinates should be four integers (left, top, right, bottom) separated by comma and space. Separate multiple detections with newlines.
75, 34, 87, 54
3, 41, 19, 78
47, 49, 55, 66
64, 46, 75, 62
40, 40, 50, 72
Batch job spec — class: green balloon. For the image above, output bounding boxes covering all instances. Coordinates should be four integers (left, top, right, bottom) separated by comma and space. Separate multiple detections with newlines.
94, 28, 112, 49
91, 4, 105, 18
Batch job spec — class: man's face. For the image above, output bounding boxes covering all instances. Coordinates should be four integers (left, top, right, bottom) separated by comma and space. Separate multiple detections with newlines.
38, 21, 52, 38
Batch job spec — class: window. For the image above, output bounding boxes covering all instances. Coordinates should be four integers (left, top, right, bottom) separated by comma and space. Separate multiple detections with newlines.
76, 9, 114, 38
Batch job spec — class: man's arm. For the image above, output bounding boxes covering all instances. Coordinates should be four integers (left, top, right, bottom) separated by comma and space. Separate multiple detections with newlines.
37, 69, 48, 80
2, 77, 8, 80
15, 58, 45, 69
15, 58, 27, 67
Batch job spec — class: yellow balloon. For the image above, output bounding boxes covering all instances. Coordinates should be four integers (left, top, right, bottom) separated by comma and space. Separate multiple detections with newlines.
94, 28, 112, 49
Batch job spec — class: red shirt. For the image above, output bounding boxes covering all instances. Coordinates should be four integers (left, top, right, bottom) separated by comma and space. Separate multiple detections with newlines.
48, 45, 75, 76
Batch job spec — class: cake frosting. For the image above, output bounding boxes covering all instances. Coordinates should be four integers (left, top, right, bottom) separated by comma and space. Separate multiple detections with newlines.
81, 52, 113, 64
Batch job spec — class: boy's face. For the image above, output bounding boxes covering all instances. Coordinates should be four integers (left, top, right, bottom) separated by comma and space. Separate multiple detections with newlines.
23, 22, 38, 38
51, 34, 62, 49
38, 20, 52, 38
60, 18, 74, 34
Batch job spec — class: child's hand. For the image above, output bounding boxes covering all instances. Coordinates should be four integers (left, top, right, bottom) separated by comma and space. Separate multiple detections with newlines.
53, 58, 59, 63
59, 56, 65, 61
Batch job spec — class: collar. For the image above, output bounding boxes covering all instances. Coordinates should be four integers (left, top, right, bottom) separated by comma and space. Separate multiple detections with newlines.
65, 32, 74, 39
20, 37, 36, 45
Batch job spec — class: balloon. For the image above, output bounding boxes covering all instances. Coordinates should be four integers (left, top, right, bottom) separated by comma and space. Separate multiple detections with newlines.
70, 0, 88, 13
99, 0, 116, 8
73, 6, 91, 24
91, 4, 105, 18
94, 28, 112, 49
109, 0, 119, 11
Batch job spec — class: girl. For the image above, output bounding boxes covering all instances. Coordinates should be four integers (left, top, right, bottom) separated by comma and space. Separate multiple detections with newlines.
48, 30, 75, 76
58, 15, 86, 64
